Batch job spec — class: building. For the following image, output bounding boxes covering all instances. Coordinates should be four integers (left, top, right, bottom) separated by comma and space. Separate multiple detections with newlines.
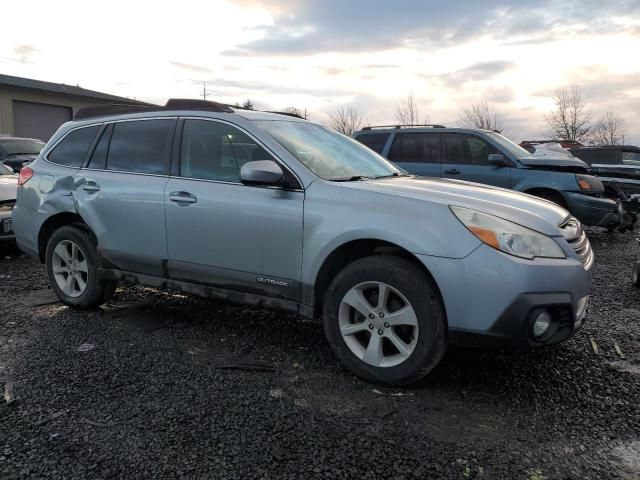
0, 73, 148, 141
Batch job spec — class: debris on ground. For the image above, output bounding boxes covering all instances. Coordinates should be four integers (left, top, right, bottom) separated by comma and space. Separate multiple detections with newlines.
18, 290, 60, 307
76, 343, 95, 353
34, 411, 67, 426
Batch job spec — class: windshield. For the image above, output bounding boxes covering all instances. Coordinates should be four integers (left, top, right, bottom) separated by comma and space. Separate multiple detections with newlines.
253, 120, 403, 180
0, 139, 45, 155
485, 132, 533, 160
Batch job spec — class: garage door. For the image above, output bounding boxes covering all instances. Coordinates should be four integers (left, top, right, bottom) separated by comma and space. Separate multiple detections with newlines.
13, 100, 72, 141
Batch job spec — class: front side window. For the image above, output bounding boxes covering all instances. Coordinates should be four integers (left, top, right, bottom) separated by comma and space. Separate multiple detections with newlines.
180, 120, 272, 182
355, 133, 389, 154
389, 133, 441, 163
622, 151, 640, 166
254, 120, 402, 181
48, 126, 100, 167
445, 134, 498, 165
106, 120, 172, 174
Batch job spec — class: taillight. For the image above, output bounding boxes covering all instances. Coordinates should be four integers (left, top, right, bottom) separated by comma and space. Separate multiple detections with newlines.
18, 166, 34, 186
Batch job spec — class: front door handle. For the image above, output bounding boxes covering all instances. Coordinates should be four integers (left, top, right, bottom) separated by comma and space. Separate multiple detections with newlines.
82, 182, 100, 193
169, 191, 197, 204
444, 169, 461, 175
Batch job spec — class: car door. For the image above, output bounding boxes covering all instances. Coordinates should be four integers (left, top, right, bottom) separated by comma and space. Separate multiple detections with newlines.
387, 132, 442, 177
75, 118, 176, 276
164, 118, 304, 302
441, 133, 511, 188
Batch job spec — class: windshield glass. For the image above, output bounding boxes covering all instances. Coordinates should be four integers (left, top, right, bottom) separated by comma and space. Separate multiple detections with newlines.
622, 151, 640, 166
485, 132, 533, 160
0, 139, 45, 155
253, 121, 403, 180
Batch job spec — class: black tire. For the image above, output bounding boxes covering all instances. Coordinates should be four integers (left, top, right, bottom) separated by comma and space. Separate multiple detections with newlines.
45, 226, 117, 309
323, 255, 447, 386
633, 262, 640, 288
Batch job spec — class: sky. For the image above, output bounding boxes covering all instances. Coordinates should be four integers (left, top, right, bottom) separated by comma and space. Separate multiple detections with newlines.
2, 0, 640, 143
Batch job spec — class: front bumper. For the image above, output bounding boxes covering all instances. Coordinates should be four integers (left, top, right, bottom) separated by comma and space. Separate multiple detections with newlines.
563, 191, 618, 228
0, 210, 14, 243
417, 243, 591, 351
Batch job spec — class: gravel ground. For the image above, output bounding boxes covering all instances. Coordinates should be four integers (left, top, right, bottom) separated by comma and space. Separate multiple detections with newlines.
1, 231, 639, 480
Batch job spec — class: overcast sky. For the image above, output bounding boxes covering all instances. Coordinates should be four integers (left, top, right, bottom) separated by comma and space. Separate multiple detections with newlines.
2, 0, 640, 142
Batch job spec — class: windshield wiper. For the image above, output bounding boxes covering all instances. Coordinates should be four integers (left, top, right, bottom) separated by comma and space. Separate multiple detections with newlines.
330, 175, 371, 182
372, 172, 410, 179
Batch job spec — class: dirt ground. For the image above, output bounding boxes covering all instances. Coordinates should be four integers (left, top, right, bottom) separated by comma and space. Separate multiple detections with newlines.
1, 230, 639, 479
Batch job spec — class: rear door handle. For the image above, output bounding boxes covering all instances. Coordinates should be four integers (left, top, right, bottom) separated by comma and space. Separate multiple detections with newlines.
82, 182, 100, 193
444, 169, 461, 175
169, 191, 197, 204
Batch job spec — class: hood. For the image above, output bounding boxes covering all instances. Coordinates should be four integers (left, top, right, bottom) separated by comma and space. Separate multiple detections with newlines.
518, 156, 589, 173
341, 176, 569, 236
0, 175, 18, 202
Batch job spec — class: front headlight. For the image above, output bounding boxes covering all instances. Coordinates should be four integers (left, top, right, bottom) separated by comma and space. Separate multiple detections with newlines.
576, 174, 603, 192
451, 206, 565, 260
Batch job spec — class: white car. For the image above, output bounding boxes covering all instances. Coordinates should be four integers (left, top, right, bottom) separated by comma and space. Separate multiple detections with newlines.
0, 163, 17, 242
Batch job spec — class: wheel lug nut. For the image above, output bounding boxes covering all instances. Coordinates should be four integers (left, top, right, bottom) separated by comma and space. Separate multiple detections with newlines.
378, 329, 383, 335
384, 322, 389, 328
369, 324, 374, 330
368, 314, 374, 319
379, 312, 384, 318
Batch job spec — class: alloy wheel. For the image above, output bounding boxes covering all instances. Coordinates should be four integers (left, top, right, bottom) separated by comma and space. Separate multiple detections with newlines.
51, 240, 89, 298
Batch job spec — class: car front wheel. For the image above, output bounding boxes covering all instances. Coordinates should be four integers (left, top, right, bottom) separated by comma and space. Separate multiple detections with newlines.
323, 255, 447, 385
45, 226, 116, 309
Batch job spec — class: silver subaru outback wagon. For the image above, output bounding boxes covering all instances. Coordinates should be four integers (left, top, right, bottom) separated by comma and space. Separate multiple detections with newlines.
13, 99, 592, 385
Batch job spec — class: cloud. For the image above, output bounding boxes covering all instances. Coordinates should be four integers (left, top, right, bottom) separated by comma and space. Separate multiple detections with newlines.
433, 60, 516, 86
225, 0, 640, 56
169, 61, 212, 74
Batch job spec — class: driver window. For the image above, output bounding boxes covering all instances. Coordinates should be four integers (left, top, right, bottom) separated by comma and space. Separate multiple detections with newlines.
180, 120, 273, 182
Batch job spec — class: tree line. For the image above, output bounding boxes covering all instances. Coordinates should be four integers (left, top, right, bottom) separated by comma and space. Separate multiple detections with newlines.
235, 86, 627, 145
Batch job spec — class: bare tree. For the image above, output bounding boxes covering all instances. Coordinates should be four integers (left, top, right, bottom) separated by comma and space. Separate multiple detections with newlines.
545, 86, 592, 142
458, 102, 508, 134
395, 92, 428, 125
283, 106, 311, 119
235, 99, 255, 110
328, 105, 365, 136
588, 112, 626, 146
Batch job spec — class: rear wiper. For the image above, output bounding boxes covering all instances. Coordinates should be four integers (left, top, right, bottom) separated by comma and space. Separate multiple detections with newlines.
330, 175, 371, 182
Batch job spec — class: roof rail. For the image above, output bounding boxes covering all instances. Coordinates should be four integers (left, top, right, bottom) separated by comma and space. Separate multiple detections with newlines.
74, 98, 234, 120
265, 111, 305, 119
361, 124, 446, 130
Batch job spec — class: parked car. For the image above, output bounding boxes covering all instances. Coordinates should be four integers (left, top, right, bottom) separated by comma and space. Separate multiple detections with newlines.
0, 135, 45, 172
0, 162, 17, 243
570, 145, 640, 197
14, 100, 592, 385
353, 126, 618, 229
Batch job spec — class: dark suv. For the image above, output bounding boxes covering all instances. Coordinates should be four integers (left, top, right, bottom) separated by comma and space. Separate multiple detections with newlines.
570, 145, 640, 197
353, 126, 618, 228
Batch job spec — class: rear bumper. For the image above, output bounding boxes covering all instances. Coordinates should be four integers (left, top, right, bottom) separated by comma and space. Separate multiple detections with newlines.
11, 204, 43, 259
563, 191, 618, 227
0, 210, 15, 243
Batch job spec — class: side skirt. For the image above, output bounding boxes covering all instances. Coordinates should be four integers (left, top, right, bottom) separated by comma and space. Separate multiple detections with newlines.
100, 268, 315, 319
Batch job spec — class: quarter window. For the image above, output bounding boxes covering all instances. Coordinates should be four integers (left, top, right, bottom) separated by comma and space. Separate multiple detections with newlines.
180, 120, 273, 182
48, 125, 100, 167
445, 134, 498, 165
106, 120, 173, 174
355, 133, 389, 154
389, 133, 441, 163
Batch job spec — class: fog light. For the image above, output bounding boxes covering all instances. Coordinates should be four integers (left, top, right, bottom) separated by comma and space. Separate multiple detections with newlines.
533, 310, 552, 338
576, 296, 589, 322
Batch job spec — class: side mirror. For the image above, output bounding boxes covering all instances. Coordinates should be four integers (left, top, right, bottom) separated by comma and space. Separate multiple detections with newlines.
488, 153, 508, 167
240, 160, 284, 186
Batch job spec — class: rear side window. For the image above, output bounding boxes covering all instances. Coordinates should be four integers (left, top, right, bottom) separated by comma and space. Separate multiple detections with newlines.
106, 120, 173, 174
48, 125, 100, 167
389, 133, 441, 163
87, 124, 113, 170
573, 149, 620, 165
355, 133, 389, 154
180, 119, 273, 182
445, 134, 498, 165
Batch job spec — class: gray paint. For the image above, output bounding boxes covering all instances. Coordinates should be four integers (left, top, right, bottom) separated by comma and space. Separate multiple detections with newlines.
13, 109, 592, 338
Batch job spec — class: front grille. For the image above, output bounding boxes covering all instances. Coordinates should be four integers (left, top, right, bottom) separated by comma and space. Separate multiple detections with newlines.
559, 218, 594, 270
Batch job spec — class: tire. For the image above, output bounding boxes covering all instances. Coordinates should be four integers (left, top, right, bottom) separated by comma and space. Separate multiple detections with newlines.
633, 262, 640, 288
45, 226, 117, 309
323, 255, 447, 386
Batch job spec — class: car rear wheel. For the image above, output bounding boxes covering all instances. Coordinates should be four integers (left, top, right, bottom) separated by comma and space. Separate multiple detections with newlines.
323, 255, 446, 385
46, 226, 117, 309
